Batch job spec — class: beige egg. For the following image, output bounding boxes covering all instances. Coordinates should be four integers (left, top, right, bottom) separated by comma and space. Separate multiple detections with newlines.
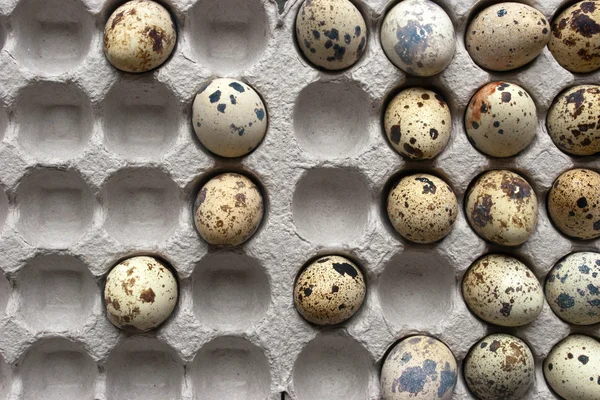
549, 1, 600, 73
387, 174, 457, 243
465, 82, 537, 157
547, 85, 600, 156
295, 0, 367, 71
381, 335, 458, 400
104, 0, 176, 73
384, 88, 451, 160
194, 173, 264, 246
464, 334, 535, 400
104, 256, 178, 332
462, 254, 544, 327
294, 255, 365, 325
548, 169, 600, 240
465, 170, 538, 246
466, 2, 551, 71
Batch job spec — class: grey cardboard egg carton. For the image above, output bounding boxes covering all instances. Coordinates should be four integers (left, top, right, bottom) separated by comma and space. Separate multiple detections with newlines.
0, 0, 598, 398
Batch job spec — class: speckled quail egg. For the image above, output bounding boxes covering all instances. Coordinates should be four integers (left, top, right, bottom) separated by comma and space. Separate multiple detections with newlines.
194, 173, 264, 246
381, 335, 458, 400
381, 0, 455, 76
544, 334, 600, 400
384, 88, 452, 160
465, 82, 537, 157
466, 170, 538, 246
294, 255, 365, 325
464, 333, 535, 400
104, 256, 178, 332
462, 254, 544, 327
548, 169, 600, 240
104, 0, 176, 73
547, 85, 600, 156
549, 1, 600, 73
387, 174, 457, 243
193, 78, 268, 158
545, 252, 600, 325
295, 0, 367, 71
466, 2, 550, 71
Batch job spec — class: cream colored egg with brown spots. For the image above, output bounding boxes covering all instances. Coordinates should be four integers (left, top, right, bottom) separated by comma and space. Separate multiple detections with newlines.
464, 334, 535, 400
104, 0, 176, 73
384, 88, 451, 160
294, 255, 365, 325
295, 0, 367, 71
465, 82, 537, 157
194, 173, 264, 246
548, 169, 600, 240
387, 174, 457, 243
104, 256, 178, 332
466, 2, 550, 71
465, 170, 538, 246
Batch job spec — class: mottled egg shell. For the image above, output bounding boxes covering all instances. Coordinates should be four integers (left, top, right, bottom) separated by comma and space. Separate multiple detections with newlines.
193, 78, 268, 158
548, 169, 600, 240
294, 255, 365, 325
549, 1, 600, 73
381, 335, 458, 400
104, 0, 176, 73
381, 0, 455, 76
462, 254, 544, 326
387, 174, 458, 243
466, 2, 550, 71
384, 88, 452, 160
194, 173, 264, 246
104, 256, 178, 332
545, 252, 600, 325
466, 170, 538, 246
464, 334, 535, 400
547, 85, 600, 156
544, 334, 600, 400
465, 82, 537, 157
295, 0, 368, 71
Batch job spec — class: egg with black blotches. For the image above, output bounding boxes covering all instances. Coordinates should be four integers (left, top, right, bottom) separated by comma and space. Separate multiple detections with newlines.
465, 81, 537, 157
381, 0, 455, 76
193, 78, 268, 158
380, 335, 458, 400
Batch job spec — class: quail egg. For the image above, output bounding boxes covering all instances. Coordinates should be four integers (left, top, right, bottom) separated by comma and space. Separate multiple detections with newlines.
381, 335, 458, 400
466, 170, 538, 246
548, 169, 600, 240
465, 82, 537, 157
104, 255, 178, 332
294, 255, 365, 325
194, 173, 264, 246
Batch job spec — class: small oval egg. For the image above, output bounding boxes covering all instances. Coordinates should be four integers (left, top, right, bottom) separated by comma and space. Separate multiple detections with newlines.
295, 0, 368, 71
464, 334, 535, 400
548, 169, 600, 240
381, 0, 455, 76
104, 0, 176, 73
387, 173, 458, 243
545, 252, 600, 325
466, 2, 550, 71
547, 85, 600, 156
194, 173, 264, 246
544, 334, 600, 400
104, 255, 178, 332
549, 1, 600, 73
465, 170, 538, 246
294, 255, 365, 325
193, 78, 268, 158
384, 87, 452, 160
462, 254, 544, 326
381, 335, 458, 400
465, 81, 537, 157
